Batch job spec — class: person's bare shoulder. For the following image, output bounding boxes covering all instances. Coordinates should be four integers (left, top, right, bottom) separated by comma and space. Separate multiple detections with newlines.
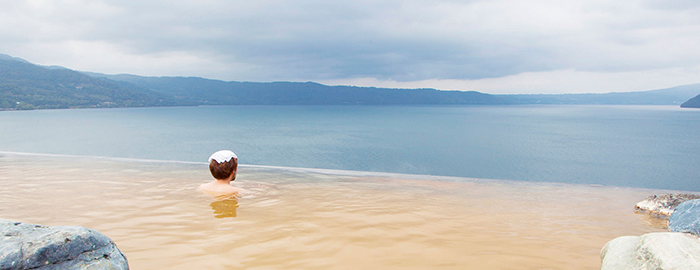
199, 182, 246, 197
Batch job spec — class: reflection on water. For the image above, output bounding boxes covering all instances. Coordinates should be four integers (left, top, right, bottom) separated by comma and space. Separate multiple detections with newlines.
0, 153, 673, 270
634, 209, 669, 230
210, 196, 239, 218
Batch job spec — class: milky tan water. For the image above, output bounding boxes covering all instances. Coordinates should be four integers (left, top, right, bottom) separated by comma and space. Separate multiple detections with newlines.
0, 153, 672, 269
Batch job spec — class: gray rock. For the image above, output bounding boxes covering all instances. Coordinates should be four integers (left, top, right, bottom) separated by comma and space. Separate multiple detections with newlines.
0, 220, 128, 270
601, 232, 700, 270
635, 193, 700, 217
669, 199, 700, 236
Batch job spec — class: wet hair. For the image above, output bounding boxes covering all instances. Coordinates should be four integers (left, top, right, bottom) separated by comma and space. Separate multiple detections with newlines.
209, 158, 237, 180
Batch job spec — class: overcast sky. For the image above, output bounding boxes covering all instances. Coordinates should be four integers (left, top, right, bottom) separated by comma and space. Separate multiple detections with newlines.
2, 0, 699, 94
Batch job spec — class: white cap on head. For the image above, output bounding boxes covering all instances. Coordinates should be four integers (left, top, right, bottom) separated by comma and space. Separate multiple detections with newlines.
208, 150, 238, 164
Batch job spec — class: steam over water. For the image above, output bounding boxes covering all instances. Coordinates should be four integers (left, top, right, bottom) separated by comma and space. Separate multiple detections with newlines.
0, 153, 668, 269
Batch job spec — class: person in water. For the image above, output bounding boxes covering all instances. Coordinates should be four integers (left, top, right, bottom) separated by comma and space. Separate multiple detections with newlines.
199, 150, 247, 196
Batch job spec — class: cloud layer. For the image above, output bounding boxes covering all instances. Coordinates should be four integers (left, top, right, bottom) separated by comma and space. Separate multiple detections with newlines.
2, 0, 699, 93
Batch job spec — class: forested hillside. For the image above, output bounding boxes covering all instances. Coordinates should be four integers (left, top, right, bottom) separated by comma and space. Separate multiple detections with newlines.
92, 75, 508, 105
2, 53, 699, 110
0, 59, 181, 110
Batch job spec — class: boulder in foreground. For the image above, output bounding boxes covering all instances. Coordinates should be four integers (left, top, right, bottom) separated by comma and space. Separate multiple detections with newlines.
0, 220, 128, 270
601, 232, 700, 270
669, 199, 700, 236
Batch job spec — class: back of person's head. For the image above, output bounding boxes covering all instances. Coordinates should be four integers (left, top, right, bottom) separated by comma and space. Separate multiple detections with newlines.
208, 150, 238, 180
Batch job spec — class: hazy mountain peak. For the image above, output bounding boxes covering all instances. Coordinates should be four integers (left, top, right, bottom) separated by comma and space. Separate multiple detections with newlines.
0, 53, 31, 64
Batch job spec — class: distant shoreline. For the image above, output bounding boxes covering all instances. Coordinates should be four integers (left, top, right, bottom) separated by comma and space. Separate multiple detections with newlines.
1, 102, 698, 112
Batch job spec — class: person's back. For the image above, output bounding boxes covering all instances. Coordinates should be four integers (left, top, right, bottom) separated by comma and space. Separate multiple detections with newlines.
199, 150, 247, 197
199, 181, 245, 196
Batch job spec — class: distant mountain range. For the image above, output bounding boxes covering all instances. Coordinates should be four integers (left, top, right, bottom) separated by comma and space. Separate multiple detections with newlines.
87, 73, 504, 106
503, 84, 700, 106
0, 55, 185, 110
1, 53, 699, 110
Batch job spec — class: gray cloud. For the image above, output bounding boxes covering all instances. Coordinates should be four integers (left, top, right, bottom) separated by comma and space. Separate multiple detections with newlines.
1, 0, 699, 92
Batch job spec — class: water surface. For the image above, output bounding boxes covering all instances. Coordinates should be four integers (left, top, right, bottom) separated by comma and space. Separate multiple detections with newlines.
0, 153, 669, 269
0, 105, 697, 190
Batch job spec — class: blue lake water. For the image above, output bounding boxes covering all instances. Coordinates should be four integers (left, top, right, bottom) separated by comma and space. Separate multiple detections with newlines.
0, 105, 698, 191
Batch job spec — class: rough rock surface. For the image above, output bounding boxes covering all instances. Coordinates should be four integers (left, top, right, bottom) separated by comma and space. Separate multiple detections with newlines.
669, 199, 700, 236
634, 194, 700, 217
601, 232, 700, 270
0, 220, 128, 270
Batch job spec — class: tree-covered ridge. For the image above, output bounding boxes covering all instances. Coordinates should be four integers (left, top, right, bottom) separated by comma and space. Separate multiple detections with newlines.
2, 53, 699, 110
0, 59, 181, 110
90, 75, 509, 105
97, 74, 700, 106
681, 94, 700, 108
